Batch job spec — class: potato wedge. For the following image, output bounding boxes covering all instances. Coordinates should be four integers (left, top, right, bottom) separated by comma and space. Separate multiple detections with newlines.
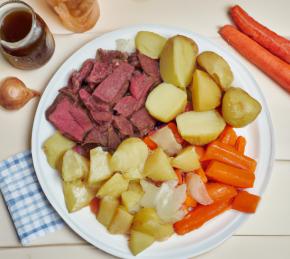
176, 110, 226, 145
97, 196, 119, 227
171, 146, 200, 171
192, 69, 222, 111
197, 51, 233, 90
160, 35, 198, 89
109, 207, 134, 234
129, 230, 155, 256
135, 31, 167, 59
121, 190, 143, 213
145, 83, 187, 122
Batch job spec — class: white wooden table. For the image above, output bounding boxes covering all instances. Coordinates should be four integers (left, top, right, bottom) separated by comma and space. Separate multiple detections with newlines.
0, 0, 289, 258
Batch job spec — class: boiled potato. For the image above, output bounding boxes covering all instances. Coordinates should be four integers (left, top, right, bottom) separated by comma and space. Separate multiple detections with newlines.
135, 31, 167, 59
43, 132, 75, 170
121, 190, 143, 213
97, 173, 129, 198
97, 196, 119, 227
128, 180, 143, 194
129, 230, 155, 256
160, 35, 198, 88
111, 138, 149, 180
145, 83, 187, 123
63, 180, 94, 213
176, 110, 226, 145
132, 208, 174, 241
197, 51, 233, 90
142, 148, 177, 181
62, 150, 89, 182
222, 87, 262, 127
88, 147, 112, 185
109, 206, 134, 234
171, 146, 200, 171
192, 69, 222, 111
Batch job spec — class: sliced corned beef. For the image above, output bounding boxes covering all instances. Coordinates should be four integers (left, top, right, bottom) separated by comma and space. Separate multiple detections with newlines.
90, 111, 113, 123
93, 62, 134, 104
59, 86, 79, 102
97, 49, 128, 63
113, 116, 134, 136
86, 61, 113, 84
108, 126, 121, 150
128, 52, 141, 68
130, 108, 156, 136
137, 52, 161, 82
84, 127, 108, 147
113, 95, 137, 117
130, 73, 155, 100
79, 89, 110, 112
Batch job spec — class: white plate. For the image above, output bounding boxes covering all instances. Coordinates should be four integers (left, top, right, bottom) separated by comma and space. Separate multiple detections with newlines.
31, 25, 274, 259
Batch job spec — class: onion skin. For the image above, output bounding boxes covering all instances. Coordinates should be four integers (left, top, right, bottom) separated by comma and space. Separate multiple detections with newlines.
0, 77, 40, 110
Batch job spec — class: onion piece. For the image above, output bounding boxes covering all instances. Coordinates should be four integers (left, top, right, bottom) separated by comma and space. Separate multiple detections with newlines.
186, 173, 213, 205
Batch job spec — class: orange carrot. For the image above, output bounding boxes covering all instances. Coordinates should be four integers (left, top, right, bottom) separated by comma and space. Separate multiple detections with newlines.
90, 197, 100, 215
232, 191, 260, 213
167, 122, 184, 144
219, 25, 290, 93
206, 183, 238, 202
195, 146, 205, 160
202, 141, 257, 172
235, 136, 246, 154
184, 194, 197, 208
230, 5, 290, 64
143, 136, 157, 150
195, 167, 208, 183
219, 126, 237, 146
206, 161, 255, 188
175, 169, 184, 185
174, 199, 232, 235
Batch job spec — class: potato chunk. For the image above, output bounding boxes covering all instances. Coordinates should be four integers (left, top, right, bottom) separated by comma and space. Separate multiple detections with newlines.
176, 110, 226, 145
145, 83, 187, 123
43, 132, 75, 170
160, 35, 198, 88
97, 196, 119, 227
135, 31, 167, 59
121, 189, 143, 213
171, 146, 200, 171
142, 148, 177, 181
192, 69, 222, 111
129, 230, 155, 256
109, 207, 134, 234
197, 51, 233, 90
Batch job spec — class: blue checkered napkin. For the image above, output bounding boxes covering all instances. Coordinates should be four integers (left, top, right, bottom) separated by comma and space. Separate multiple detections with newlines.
0, 151, 64, 245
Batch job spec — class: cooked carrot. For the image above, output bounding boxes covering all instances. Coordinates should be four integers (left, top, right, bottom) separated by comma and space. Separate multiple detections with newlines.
206, 161, 255, 188
195, 146, 205, 160
232, 191, 260, 213
175, 169, 184, 185
167, 122, 184, 144
143, 136, 157, 150
184, 194, 197, 208
195, 167, 208, 183
219, 126, 237, 146
206, 183, 238, 202
90, 197, 100, 215
202, 140, 257, 172
235, 136, 246, 154
230, 5, 290, 64
174, 199, 232, 235
219, 25, 290, 92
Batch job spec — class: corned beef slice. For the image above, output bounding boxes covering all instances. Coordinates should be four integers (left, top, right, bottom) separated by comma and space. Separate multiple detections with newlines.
98, 49, 128, 63
130, 108, 156, 136
90, 111, 113, 123
137, 52, 161, 81
130, 73, 155, 100
113, 96, 137, 117
108, 126, 121, 150
71, 59, 95, 91
113, 116, 134, 136
79, 89, 110, 112
128, 52, 141, 68
84, 127, 108, 146
86, 61, 113, 84
93, 62, 134, 104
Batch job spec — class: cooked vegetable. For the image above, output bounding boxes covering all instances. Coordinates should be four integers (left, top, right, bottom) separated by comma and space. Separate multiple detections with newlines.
111, 138, 149, 180
195, 167, 208, 183
230, 5, 290, 64
174, 199, 232, 235
167, 122, 184, 144
218, 125, 237, 145
202, 141, 257, 172
206, 183, 238, 202
143, 136, 157, 150
129, 230, 155, 256
192, 69, 222, 111
222, 87, 262, 127
176, 110, 226, 145
109, 206, 134, 234
219, 25, 290, 93
128, 180, 143, 194
171, 146, 200, 171
175, 169, 184, 185
232, 191, 260, 213
97, 196, 119, 227
62, 180, 94, 213
97, 173, 129, 198
145, 83, 187, 123
135, 31, 167, 59
62, 149, 89, 182
89, 197, 100, 215
43, 132, 75, 170
206, 161, 255, 188
121, 189, 144, 214
142, 148, 177, 181
0, 77, 40, 110
235, 136, 246, 154
183, 194, 197, 210
197, 51, 233, 90
150, 126, 182, 156
88, 147, 112, 185
160, 35, 198, 89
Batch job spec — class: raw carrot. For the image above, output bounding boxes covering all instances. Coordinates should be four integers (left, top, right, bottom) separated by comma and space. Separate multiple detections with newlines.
174, 199, 232, 235
195, 167, 208, 183
232, 191, 261, 213
230, 5, 290, 64
175, 169, 184, 185
195, 146, 205, 160
219, 25, 290, 92
235, 136, 246, 154
218, 125, 237, 146
206, 183, 238, 202
143, 136, 157, 150
167, 122, 184, 144
90, 197, 100, 215
202, 140, 257, 172
206, 160, 255, 188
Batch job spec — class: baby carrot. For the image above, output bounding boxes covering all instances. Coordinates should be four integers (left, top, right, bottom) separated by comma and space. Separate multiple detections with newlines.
167, 122, 184, 144
206, 183, 238, 202
219, 126, 237, 146
143, 136, 157, 150
195, 167, 208, 183
184, 194, 197, 208
175, 169, 184, 185
202, 140, 257, 173
174, 199, 232, 235
235, 136, 246, 154
195, 146, 205, 160
232, 191, 261, 213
